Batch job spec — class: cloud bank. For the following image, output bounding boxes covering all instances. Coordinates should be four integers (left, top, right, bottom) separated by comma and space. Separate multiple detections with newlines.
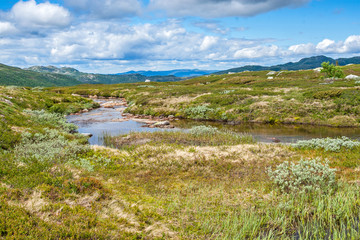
150, 0, 311, 17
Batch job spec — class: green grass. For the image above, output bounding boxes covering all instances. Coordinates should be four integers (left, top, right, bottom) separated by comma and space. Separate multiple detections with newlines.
103, 127, 255, 149
0, 63, 81, 87
2, 66, 360, 238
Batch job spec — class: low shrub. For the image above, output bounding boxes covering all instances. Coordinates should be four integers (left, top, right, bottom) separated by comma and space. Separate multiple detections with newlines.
292, 136, 360, 152
0, 122, 20, 150
313, 89, 342, 99
14, 129, 89, 163
24, 109, 77, 133
267, 158, 337, 194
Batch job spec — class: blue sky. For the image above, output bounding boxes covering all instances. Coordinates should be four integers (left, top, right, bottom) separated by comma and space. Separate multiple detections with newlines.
0, 0, 359, 73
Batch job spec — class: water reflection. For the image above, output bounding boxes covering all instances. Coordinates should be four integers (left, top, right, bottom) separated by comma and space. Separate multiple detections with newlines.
67, 99, 360, 146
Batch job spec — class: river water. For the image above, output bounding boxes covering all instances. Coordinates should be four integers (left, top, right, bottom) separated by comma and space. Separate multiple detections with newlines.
67, 99, 360, 146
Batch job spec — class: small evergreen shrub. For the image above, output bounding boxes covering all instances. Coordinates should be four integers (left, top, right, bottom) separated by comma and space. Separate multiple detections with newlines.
267, 158, 337, 194
292, 136, 360, 152
0, 122, 20, 150
313, 89, 342, 99
321, 62, 345, 79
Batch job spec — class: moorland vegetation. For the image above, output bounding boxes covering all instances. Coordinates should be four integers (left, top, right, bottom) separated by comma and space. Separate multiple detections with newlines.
1, 65, 360, 238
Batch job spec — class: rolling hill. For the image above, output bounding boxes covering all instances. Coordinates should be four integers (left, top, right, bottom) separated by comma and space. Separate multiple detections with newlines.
0, 63, 81, 87
216, 55, 360, 74
26, 66, 184, 84
117, 69, 216, 77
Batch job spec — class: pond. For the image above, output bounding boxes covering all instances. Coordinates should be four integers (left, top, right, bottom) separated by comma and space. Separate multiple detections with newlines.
67, 99, 360, 146
66, 99, 177, 145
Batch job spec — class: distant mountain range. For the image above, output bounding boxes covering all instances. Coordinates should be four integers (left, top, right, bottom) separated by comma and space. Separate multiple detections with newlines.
215, 55, 360, 74
26, 66, 184, 84
1, 55, 360, 87
117, 69, 216, 77
0, 64, 81, 87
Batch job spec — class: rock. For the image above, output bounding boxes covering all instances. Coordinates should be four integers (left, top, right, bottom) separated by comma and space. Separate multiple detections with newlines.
271, 137, 281, 143
81, 133, 93, 137
313, 67, 323, 72
266, 71, 276, 76
153, 121, 170, 126
345, 74, 360, 80
168, 115, 175, 119
267, 77, 274, 80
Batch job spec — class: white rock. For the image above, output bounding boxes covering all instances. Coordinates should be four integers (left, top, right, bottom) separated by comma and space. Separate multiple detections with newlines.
313, 67, 323, 72
145, 79, 151, 82
153, 121, 170, 126
267, 76, 274, 80
266, 71, 276, 75
81, 133, 93, 137
345, 74, 360, 80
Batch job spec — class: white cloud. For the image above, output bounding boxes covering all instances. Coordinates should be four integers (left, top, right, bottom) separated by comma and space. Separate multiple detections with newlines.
150, 0, 311, 18
10, 0, 71, 28
0, 21, 17, 35
343, 35, 360, 53
288, 43, 315, 54
288, 36, 360, 55
316, 39, 339, 53
63, 0, 142, 18
234, 45, 281, 58
200, 36, 218, 51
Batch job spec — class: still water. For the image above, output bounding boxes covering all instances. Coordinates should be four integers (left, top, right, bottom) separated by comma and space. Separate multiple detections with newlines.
67, 99, 360, 145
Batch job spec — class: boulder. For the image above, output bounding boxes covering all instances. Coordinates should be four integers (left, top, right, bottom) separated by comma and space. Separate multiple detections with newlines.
81, 133, 93, 137
345, 74, 360, 80
313, 67, 323, 72
153, 121, 170, 126
266, 71, 276, 76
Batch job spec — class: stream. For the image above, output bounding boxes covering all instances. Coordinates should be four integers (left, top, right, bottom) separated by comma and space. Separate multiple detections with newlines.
67, 98, 360, 146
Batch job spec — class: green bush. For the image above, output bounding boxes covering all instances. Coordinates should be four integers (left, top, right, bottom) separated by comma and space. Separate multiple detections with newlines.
0, 122, 20, 150
321, 62, 345, 78
313, 89, 342, 99
267, 158, 337, 194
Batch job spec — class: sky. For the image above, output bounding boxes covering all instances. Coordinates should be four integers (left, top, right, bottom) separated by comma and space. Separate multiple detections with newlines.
0, 0, 359, 73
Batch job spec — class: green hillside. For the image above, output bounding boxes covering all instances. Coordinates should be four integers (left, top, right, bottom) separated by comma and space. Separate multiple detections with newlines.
0, 64, 81, 87
216, 55, 360, 74
27, 65, 184, 84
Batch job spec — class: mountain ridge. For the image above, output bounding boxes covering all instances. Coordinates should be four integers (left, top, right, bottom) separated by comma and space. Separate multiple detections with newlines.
0, 64, 81, 87
215, 55, 360, 74
117, 69, 217, 77
26, 66, 184, 84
